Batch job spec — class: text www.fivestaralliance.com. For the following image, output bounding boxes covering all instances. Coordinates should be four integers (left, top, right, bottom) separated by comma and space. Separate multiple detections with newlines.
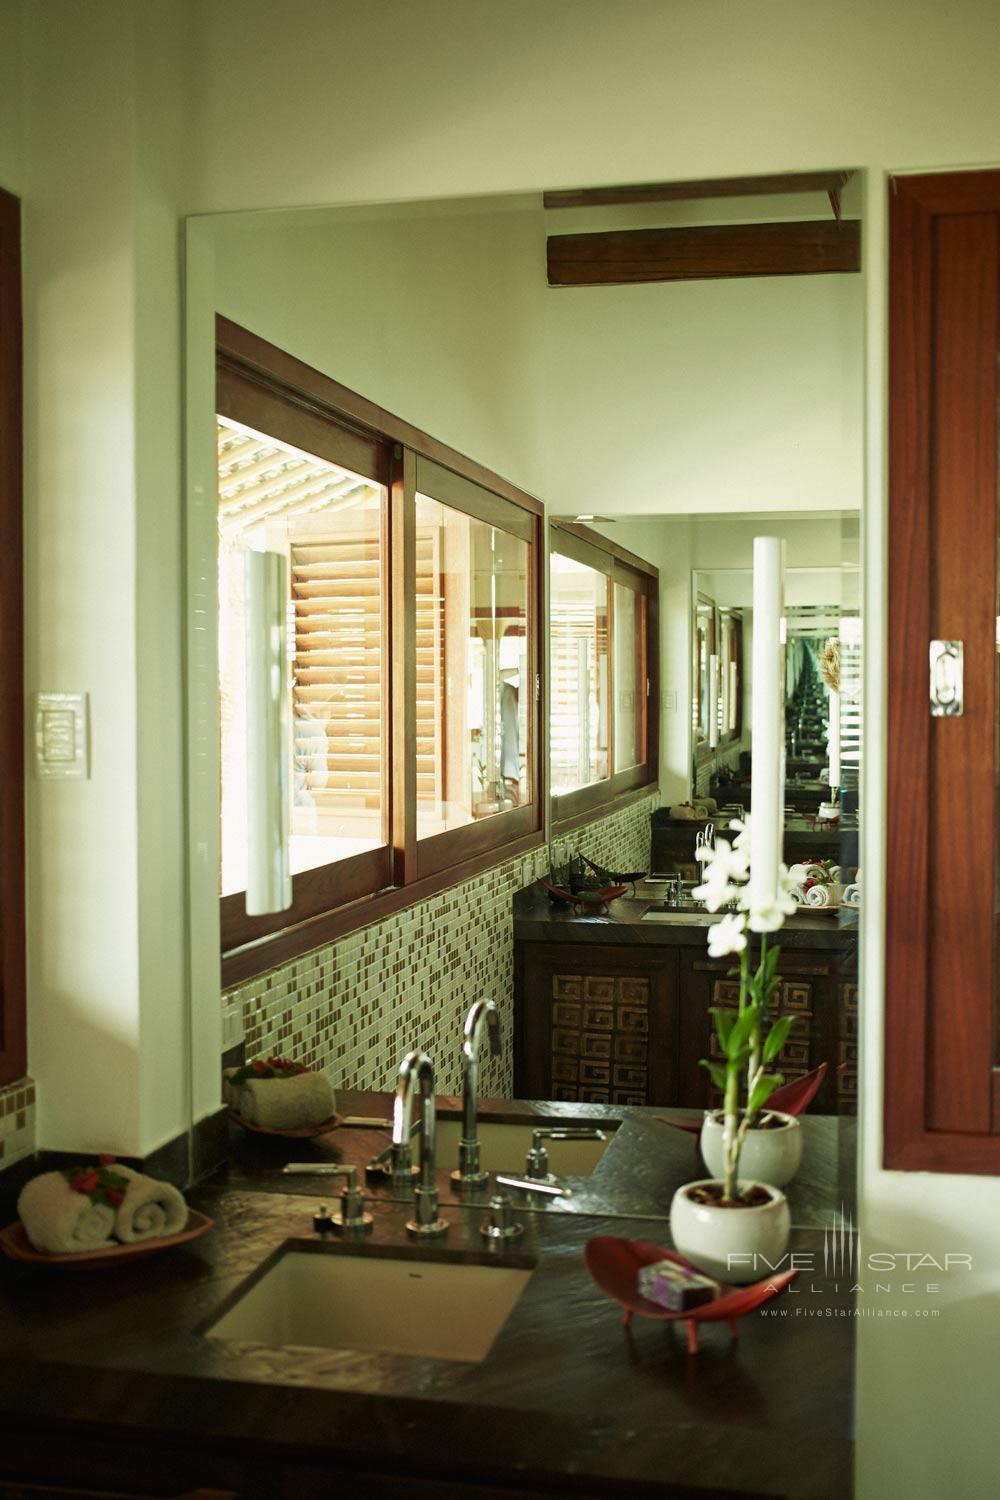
761, 1306, 941, 1318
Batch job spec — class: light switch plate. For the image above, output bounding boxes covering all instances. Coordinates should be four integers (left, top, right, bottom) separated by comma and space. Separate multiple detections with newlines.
34, 692, 89, 779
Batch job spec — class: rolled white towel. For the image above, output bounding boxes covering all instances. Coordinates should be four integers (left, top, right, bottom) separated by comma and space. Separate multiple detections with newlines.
787, 863, 810, 885
805, 883, 833, 906
806, 882, 845, 907
238, 1070, 336, 1130
802, 864, 828, 882
842, 883, 861, 907
17, 1170, 116, 1254
788, 884, 807, 906
113, 1167, 189, 1243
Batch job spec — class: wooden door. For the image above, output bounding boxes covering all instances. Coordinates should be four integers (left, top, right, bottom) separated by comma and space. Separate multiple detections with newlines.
886, 170, 1000, 1170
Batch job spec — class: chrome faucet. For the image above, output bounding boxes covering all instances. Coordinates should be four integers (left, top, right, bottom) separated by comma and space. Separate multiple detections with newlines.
452, 999, 502, 1188
393, 1049, 448, 1238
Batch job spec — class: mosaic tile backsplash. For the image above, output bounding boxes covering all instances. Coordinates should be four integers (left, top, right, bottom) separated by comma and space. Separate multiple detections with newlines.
0, 1077, 36, 1168
223, 793, 657, 1099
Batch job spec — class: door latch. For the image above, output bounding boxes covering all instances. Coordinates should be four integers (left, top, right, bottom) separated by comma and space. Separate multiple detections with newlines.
929, 640, 963, 717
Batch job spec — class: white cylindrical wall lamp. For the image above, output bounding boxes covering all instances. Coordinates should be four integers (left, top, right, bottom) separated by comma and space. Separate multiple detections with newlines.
749, 537, 785, 912
245, 548, 292, 916
708, 653, 720, 749
828, 685, 842, 790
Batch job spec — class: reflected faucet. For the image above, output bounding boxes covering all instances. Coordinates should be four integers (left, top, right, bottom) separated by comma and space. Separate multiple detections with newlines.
393, 1049, 449, 1238
453, 999, 502, 1188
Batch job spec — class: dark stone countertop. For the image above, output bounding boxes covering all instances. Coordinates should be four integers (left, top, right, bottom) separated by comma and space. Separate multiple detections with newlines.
0, 1098, 855, 1499
514, 885, 858, 950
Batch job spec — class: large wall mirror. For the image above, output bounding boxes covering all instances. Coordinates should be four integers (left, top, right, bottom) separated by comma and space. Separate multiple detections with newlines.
183, 179, 863, 1249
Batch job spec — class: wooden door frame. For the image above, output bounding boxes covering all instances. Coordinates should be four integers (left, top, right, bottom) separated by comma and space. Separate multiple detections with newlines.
0, 186, 25, 1087
885, 170, 1000, 1171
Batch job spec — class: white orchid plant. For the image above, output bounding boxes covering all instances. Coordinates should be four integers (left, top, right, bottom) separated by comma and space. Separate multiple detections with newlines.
693, 815, 799, 1204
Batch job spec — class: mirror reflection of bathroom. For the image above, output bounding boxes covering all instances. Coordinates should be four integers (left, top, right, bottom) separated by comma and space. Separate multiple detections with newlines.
189, 173, 862, 1220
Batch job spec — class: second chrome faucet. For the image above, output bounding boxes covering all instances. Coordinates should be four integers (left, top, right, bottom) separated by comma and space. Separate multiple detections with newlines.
392, 1048, 449, 1238
453, 998, 502, 1188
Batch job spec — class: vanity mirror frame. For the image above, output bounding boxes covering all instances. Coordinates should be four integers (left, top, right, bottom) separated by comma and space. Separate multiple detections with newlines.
0, 186, 25, 1087
886, 168, 1000, 1172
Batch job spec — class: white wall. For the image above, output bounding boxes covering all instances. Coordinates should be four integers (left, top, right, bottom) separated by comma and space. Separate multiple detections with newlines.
210, 202, 549, 502
11, 0, 195, 1156
543, 272, 862, 516
0, 0, 24, 192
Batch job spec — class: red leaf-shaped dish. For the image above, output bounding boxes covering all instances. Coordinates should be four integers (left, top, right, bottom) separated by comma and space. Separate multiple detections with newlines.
584, 1236, 797, 1352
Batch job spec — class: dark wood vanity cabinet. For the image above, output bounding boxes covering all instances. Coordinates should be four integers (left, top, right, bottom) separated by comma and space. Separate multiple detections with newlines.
515, 929, 856, 1114
515, 943, 680, 1106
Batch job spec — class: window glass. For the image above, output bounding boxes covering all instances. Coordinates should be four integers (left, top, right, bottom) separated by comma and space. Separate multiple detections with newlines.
550, 552, 610, 794
217, 416, 386, 896
612, 581, 647, 772
415, 492, 531, 838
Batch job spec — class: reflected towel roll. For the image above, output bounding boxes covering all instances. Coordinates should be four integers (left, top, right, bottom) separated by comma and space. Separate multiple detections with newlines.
805, 883, 844, 907
788, 885, 807, 906
842, 884, 861, 907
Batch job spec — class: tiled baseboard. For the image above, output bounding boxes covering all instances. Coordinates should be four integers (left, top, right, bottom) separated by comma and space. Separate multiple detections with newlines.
222, 794, 657, 1099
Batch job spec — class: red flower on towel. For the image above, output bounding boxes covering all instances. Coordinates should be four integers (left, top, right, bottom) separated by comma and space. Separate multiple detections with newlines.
62, 1161, 131, 1207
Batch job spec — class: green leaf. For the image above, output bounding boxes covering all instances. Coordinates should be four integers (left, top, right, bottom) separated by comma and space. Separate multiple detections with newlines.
710, 1006, 735, 1050
699, 1059, 728, 1092
747, 1072, 784, 1117
725, 1002, 760, 1061
762, 1013, 796, 1064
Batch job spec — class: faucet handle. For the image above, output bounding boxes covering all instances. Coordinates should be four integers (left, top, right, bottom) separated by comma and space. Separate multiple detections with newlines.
524, 1127, 606, 1182
481, 1192, 523, 1241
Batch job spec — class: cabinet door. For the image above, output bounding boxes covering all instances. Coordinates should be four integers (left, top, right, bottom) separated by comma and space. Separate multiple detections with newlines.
676, 947, 838, 1111
515, 943, 678, 1105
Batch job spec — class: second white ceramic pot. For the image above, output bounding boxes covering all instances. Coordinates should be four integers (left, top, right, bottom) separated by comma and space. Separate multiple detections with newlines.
699, 1108, 803, 1188
669, 1179, 791, 1284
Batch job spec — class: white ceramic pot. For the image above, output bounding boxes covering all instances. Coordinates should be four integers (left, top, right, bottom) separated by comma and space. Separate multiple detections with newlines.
699, 1109, 802, 1188
669, 1179, 791, 1284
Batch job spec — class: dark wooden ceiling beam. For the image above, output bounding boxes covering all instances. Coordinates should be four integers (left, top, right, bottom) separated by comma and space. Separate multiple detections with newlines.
543, 171, 854, 212
547, 219, 861, 287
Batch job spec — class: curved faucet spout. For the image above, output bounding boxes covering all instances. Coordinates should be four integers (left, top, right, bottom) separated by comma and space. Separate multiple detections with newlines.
393, 1049, 436, 1187
462, 999, 501, 1146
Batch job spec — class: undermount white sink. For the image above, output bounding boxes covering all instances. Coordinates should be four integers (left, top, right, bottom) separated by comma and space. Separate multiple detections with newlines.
207, 1248, 533, 1363
434, 1119, 614, 1177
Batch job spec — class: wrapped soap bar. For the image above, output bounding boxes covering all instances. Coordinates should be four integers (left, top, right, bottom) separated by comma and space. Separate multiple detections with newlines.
638, 1258, 719, 1312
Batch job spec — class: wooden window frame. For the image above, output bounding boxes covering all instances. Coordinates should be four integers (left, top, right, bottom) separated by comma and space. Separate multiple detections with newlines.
549, 521, 659, 830
216, 318, 545, 985
692, 592, 718, 770
0, 187, 25, 1086
885, 169, 1000, 1173
717, 607, 744, 747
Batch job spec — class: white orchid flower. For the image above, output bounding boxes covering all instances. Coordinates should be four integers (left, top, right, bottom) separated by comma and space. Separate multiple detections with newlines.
693, 875, 742, 912
747, 889, 796, 933
695, 837, 749, 883
728, 815, 752, 853
707, 912, 748, 957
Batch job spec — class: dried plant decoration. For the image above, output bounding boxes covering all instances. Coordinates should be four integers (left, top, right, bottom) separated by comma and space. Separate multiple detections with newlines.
819, 637, 841, 694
